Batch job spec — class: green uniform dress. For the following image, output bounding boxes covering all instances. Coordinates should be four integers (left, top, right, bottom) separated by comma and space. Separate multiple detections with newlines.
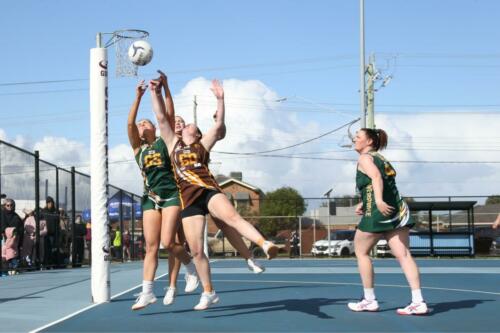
135, 137, 180, 210
356, 152, 412, 233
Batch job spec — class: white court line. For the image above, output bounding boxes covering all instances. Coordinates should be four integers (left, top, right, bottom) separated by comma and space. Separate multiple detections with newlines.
29, 272, 168, 333
29, 259, 219, 333
212, 279, 500, 296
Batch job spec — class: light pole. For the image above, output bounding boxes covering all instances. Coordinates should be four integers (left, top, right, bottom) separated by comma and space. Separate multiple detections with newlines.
324, 188, 333, 256
360, 0, 366, 128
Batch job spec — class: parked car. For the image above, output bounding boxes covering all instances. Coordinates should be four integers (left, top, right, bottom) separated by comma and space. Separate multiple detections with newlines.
375, 239, 391, 257
207, 230, 251, 256
311, 230, 355, 257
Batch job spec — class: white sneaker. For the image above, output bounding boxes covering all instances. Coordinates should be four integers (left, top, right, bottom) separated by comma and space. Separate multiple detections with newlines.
397, 302, 429, 315
347, 299, 380, 312
163, 287, 176, 305
131, 292, 157, 311
246, 258, 265, 274
184, 272, 199, 293
194, 291, 219, 310
262, 241, 278, 260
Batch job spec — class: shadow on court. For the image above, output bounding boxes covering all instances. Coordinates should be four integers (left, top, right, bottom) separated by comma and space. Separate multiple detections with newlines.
202, 297, 348, 319
141, 297, 348, 319
382, 299, 495, 316
0, 296, 42, 303
115, 285, 316, 303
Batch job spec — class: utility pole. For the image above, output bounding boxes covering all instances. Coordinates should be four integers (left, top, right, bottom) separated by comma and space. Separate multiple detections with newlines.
324, 188, 333, 257
193, 95, 198, 126
366, 54, 376, 129
360, 0, 366, 128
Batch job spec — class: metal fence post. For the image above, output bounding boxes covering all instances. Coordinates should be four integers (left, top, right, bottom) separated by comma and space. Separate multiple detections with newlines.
119, 190, 124, 263
34, 151, 41, 269
131, 194, 136, 260
71, 167, 77, 267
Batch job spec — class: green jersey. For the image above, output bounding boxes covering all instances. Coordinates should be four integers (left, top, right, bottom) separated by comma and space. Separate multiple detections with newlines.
135, 137, 177, 196
356, 152, 411, 233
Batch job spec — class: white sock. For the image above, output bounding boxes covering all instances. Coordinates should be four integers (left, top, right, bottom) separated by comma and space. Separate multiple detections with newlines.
363, 288, 376, 301
142, 280, 153, 294
411, 289, 424, 303
185, 261, 195, 275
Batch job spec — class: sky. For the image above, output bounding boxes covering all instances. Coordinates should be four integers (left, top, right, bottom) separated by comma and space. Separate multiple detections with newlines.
1, 0, 499, 201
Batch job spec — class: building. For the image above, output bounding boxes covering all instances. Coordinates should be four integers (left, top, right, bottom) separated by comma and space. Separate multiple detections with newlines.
207, 172, 264, 234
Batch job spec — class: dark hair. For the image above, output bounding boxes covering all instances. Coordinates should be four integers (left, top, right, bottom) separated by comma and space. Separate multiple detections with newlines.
196, 127, 203, 139
361, 128, 388, 151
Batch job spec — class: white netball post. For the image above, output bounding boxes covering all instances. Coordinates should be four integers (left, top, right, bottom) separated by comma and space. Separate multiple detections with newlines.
90, 29, 149, 303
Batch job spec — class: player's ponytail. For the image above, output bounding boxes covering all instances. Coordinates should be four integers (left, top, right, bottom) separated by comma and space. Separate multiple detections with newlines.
362, 128, 388, 151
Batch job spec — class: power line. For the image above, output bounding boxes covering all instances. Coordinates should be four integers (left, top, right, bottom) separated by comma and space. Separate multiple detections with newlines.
210, 152, 500, 164
213, 118, 360, 155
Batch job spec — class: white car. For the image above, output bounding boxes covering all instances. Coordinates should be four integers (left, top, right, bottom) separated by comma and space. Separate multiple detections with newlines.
375, 239, 391, 257
311, 230, 355, 257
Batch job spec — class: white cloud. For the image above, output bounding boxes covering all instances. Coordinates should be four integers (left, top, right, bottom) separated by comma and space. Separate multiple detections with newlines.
108, 144, 143, 195
2, 80, 499, 203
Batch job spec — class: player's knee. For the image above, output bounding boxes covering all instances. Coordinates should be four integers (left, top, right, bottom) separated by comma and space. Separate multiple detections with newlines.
145, 243, 159, 254
393, 248, 411, 261
161, 238, 174, 251
355, 248, 370, 258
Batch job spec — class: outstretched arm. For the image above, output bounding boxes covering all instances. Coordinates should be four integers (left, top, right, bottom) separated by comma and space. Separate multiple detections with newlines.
158, 70, 176, 131
201, 79, 225, 151
127, 80, 147, 154
149, 80, 177, 153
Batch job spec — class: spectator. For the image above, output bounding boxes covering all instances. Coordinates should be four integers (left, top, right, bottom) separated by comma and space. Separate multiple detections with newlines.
41, 196, 60, 268
112, 227, 122, 260
58, 208, 70, 267
85, 221, 91, 262
73, 215, 86, 267
21, 209, 36, 268
1, 199, 23, 274
289, 231, 300, 258
2, 227, 19, 275
123, 229, 131, 262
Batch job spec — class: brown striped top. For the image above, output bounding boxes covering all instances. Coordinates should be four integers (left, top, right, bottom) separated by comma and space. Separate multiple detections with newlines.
170, 139, 221, 209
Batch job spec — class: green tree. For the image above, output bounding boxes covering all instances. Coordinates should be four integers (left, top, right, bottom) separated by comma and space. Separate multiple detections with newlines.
486, 195, 500, 205
259, 187, 306, 237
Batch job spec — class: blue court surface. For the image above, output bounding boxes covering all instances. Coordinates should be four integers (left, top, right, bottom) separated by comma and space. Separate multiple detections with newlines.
1, 259, 498, 332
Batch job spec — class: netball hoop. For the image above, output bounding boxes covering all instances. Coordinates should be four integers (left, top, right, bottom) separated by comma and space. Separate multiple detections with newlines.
98, 29, 150, 77
90, 29, 149, 303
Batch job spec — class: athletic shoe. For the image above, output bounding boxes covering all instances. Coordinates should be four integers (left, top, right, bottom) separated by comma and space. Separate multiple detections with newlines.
246, 258, 265, 274
131, 292, 157, 311
347, 298, 380, 312
397, 302, 429, 315
184, 271, 199, 293
163, 287, 176, 305
262, 241, 279, 260
194, 291, 219, 310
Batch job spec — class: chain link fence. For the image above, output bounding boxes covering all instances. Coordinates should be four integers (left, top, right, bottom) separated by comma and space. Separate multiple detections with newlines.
208, 195, 500, 258
0, 140, 144, 274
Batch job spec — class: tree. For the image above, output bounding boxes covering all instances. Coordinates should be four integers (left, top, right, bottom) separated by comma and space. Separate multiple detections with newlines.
486, 195, 500, 205
258, 187, 307, 237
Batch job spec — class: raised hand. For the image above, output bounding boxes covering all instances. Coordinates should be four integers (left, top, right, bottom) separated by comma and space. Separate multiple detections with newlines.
149, 79, 162, 94
210, 79, 224, 100
136, 80, 147, 97
157, 70, 168, 87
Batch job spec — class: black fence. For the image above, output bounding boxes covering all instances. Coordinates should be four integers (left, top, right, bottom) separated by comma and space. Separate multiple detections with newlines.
0, 140, 144, 275
209, 195, 500, 258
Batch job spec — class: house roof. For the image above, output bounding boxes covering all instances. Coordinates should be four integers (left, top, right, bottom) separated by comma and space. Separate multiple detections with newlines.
219, 178, 261, 193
